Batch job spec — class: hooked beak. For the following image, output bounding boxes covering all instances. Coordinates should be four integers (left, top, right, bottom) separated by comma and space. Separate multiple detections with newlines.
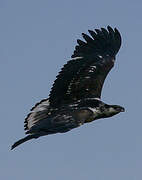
120, 107, 125, 112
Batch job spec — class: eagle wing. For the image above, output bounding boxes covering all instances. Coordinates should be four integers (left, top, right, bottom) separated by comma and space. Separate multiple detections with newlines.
24, 98, 86, 134
49, 26, 121, 107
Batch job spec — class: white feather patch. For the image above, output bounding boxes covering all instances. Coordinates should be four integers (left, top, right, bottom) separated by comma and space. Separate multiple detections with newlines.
71, 57, 83, 60
31, 99, 50, 112
26, 99, 50, 129
89, 65, 97, 73
98, 55, 103, 58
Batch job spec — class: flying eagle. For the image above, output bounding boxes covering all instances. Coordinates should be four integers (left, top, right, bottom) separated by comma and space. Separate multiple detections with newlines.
11, 26, 125, 150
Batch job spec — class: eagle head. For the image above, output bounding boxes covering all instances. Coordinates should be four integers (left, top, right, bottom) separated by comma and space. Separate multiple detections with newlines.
99, 104, 125, 118
109, 105, 125, 113
78, 98, 125, 122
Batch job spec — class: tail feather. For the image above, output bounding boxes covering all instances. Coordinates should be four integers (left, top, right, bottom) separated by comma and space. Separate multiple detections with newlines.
11, 134, 37, 150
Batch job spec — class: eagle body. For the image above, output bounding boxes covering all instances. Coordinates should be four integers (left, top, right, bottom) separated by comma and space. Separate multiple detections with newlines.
11, 26, 125, 150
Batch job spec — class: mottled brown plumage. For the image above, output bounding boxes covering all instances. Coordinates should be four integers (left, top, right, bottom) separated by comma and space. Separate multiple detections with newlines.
11, 26, 124, 150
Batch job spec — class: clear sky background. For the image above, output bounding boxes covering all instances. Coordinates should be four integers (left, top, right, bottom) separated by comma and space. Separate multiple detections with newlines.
0, 0, 141, 179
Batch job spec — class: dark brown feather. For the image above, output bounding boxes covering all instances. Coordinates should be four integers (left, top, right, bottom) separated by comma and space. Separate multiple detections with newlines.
49, 26, 121, 107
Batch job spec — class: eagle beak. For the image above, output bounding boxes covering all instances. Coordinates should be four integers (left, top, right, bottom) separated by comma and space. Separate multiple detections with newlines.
120, 107, 125, 112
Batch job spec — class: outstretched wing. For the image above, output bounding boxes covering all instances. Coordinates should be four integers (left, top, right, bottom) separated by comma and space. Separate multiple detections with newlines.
24, 98, 85, 134
49, 26, 121, 107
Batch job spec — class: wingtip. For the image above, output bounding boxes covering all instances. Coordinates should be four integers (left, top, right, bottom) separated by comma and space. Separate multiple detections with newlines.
114, 27, 120, 34
107, 26, 120, 35
72, 25, 121, 58
107, 25, 112, 29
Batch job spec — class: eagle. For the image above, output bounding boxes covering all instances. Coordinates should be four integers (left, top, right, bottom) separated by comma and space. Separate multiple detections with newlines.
11, 26, 125, 150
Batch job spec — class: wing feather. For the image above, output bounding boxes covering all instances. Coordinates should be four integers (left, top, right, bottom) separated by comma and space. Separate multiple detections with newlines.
49, 26, 122, 107
24, 99, 50, 132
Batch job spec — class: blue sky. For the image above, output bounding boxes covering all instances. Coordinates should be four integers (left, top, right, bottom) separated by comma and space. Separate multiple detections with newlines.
0, 0, 141, 179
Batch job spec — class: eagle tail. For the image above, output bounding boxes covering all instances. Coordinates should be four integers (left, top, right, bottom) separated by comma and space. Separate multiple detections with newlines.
11, 134, 37, 150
